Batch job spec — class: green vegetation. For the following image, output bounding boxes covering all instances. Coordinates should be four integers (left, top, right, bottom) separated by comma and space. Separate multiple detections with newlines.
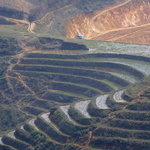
0, 37, 29, 135
0, 144, 15, 150
0, 7, 25, 20
0, 37, 21, 55
89, 77, 150, 149
23, 107, 44, 116
0, 34, 150, 149
0, 106, 29, 134
68, 106, 94, 125
28, 0, 122, 21
87, 100, 110, 118
2, 136, 31, 150
35, 117, 68, 143
90, 137, 150, 150
17, 124, 62, 150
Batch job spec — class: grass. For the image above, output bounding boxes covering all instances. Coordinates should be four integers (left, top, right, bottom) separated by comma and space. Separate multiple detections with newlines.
0, 25, 29, 38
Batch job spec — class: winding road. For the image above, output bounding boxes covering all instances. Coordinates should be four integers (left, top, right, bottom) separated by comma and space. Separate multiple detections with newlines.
86, 0, 132, 38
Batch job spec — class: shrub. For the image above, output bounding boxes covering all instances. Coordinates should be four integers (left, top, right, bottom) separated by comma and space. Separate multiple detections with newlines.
2, 136, 30, 150
50, 109, 86, 135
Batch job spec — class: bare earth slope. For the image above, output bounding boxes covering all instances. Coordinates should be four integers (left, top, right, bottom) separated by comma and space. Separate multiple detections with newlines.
66, 0, 150, 44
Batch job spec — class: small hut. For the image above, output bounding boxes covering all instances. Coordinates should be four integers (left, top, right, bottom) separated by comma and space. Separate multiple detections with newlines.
77, 35, 85, 39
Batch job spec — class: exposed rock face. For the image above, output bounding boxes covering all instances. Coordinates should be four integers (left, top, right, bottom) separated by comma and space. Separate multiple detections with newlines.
66, 0, 150, 44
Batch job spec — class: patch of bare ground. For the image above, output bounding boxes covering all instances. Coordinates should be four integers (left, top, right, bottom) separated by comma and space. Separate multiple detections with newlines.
66, 0, 150, 44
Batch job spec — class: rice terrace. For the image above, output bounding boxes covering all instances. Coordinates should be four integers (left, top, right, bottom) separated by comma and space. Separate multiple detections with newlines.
0, 0, 150, 150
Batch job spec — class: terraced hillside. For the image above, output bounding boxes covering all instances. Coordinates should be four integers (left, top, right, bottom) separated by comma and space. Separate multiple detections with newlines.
0, 39, 150, 149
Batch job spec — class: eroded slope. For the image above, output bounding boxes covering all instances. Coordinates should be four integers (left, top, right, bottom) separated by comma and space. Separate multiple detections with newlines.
66, 0, 150, 44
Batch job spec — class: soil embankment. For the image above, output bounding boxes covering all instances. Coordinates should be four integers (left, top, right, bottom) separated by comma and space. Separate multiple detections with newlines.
66, 0, 150, 44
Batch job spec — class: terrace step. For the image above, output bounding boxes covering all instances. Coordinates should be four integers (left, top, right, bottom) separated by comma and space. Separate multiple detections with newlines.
107, 118, 150, 131
15, 123, 63, 148
50, 81, 100, 98
7, 131, 16, 139
113, 90, 127, 103
19, 58, 145, 79
92, 125, 150, 140
2, 136, 31, 150
96, 94, 109, 109
35, 117, 69, 144
50, 109, 87, 135
0, 144, 18, 150
68, 105, 94, 126
127, 101, 150, 111
28, 118, 39, 131
74, 100, 91, 118
60, 105, 71, 122
60, 105, 87, 126
42, 90, 82, 103
110, 72, 137, 84
32, 99, 56, 110
41, 112, 51, 124
24, 53, 150, 63
105, 60, 150, 76
116, 110, 150, 121
13, 65, 130, 88
22, 106, 44, 116
87, 99, 111, 118
14, 128, 37, 148
17, 71, 114, 93
40, 112, 69, 136
90, 136, 150, 150
20, 125, 25, 131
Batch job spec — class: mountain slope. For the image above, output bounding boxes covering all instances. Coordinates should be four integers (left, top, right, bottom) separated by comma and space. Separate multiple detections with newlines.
65, 0, 150, 44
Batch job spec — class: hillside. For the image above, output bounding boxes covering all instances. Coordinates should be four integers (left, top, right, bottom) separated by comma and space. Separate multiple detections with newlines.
0, 36, 150, 150
0, 0, 150, 150
0, 0, 149, 44
66, 0, 150, 44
